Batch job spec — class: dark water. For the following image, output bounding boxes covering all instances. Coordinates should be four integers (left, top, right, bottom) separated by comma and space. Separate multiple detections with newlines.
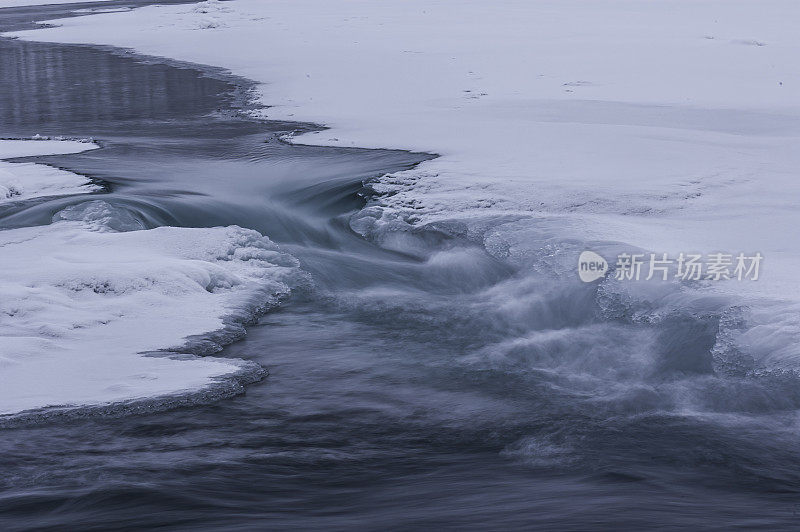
3, 4, 800, 531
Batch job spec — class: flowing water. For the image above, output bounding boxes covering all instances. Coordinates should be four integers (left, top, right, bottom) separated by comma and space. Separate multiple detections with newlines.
2, 4, 800, 530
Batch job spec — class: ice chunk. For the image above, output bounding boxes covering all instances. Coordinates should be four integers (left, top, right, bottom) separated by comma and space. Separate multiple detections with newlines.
0, 139, 101, 204
0, 209, 302, 416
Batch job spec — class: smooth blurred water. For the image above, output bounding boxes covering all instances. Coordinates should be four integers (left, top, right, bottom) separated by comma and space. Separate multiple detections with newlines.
2, 4, 800, 530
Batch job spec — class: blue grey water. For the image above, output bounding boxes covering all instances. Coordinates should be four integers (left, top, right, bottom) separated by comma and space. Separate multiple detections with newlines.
2, 3, 800, 530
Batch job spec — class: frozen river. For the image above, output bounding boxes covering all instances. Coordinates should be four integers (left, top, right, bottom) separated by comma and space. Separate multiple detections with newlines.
2, 2, 800, 529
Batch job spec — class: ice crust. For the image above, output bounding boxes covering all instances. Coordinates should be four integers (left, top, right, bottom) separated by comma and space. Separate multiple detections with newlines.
0, 199, 301, 416
0, 139, 100, 204
0, 0, 111, 7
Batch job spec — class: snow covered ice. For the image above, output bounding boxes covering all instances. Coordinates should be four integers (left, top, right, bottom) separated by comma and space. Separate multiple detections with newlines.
0, 0, 112, 7
0, 139, 100, 204
0, 200, 301, 415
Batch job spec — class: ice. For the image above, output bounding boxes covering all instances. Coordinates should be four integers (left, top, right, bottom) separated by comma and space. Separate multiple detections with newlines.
0, 0, 111, 7
0, 139, 98, 159
0, 200, 302, 416
0, 139, 100, 204
0, 162, 100, 203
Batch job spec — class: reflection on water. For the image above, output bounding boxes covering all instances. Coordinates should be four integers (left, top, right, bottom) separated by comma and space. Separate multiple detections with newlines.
0, 44, 219, 126
2, 5, 800, 531
0, 36, 237, 136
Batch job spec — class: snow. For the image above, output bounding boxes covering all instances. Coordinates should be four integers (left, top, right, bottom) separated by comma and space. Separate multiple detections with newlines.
0, 139, 101, 203
0, 200, 301, 416
0, 0, 110, 7
5, 0, 800, 408
0, 139, 98, 159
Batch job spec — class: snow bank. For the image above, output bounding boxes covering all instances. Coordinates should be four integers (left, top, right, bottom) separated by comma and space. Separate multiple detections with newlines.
0, 139, 100, 204
0, 200, 301, 416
